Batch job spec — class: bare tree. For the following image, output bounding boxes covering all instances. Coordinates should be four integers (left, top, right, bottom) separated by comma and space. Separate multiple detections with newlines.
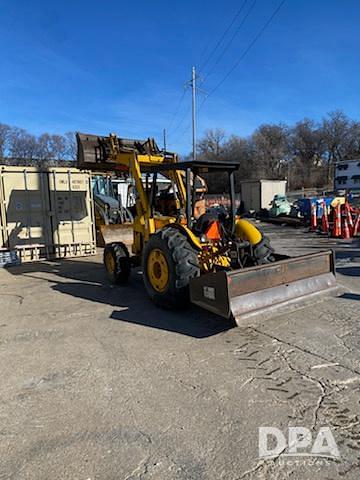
321, 111, 352, 163
290, 119, 324, 165
36, 134, 67, 160
197, 128, 226, 160
342, 121, 360, 159
0, 125, 77, 163
8, 128, 38, 160
50, 134, 67, 160
36, 133, 53, 160
0, 123, 11, 157
2, 112, 360, 189
288, 119, 326, 188
63, 132, 76, 160
252, 124, 289, 178
320, 111, 354, 183
191, 110, 360, 193
223, 135, 256, 180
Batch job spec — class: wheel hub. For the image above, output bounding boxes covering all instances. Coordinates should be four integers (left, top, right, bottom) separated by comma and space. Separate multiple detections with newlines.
105, 251, 115, 273
147, 248, 169, 293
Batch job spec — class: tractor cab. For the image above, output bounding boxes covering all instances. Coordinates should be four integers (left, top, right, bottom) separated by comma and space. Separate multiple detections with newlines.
142, 159, 238, 230
141, 160, 272, 270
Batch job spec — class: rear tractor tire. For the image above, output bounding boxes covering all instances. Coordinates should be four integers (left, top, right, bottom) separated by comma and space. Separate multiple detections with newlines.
143, 227, 200, 309
104, 242, 131, 284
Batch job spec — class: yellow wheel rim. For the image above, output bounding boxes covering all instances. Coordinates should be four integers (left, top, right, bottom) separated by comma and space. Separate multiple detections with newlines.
105, 251, 116, 273
147, 248, 169, 293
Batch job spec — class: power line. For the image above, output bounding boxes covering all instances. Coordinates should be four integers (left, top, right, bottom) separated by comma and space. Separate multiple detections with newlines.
170, 118, 193, 149
166, 86, 188, 133
175, 1, 285, 149
169, 67, 207, 143
204, 0, 257, 79
168, 104, 191, 141
167, 0, 252, 146
203, 0, 286, 104
172, 0, 256, 143
198, 0, 248, 74
170, 66, 209, 147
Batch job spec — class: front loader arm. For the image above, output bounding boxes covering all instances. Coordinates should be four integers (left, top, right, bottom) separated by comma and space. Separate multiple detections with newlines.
76, 131, 187, 254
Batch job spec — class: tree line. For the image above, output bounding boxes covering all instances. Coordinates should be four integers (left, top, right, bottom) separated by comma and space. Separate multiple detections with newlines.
1, 111, 359, 192
0, 123, 76, 164
194, 111, 360, 192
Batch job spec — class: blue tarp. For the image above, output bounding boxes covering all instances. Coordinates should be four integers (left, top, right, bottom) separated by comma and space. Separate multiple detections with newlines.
297, 197, 333, 218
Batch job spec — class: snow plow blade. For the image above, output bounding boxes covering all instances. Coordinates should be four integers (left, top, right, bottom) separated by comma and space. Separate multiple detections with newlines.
190, 250, 336, 324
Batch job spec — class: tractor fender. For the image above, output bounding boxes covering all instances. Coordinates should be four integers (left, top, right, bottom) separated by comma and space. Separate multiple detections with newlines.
235, 219, 263, 245
163, 223, 202, 251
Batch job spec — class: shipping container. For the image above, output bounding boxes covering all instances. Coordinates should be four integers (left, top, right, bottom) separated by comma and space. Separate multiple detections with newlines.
0, 166, 96, 262
240, 180, 287, 212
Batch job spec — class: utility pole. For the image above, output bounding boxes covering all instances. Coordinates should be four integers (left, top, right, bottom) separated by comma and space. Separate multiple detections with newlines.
191, 66, 197, 162
163, 128, 167, 152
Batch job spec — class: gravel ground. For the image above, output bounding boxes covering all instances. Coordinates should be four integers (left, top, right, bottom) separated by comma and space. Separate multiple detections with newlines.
0, 224, 359, 480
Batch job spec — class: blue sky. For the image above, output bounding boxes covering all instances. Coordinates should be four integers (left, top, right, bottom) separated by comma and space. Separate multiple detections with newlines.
1, 0, 360, 154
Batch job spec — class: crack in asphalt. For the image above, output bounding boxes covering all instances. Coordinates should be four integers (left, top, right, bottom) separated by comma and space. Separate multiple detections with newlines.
278, 350, 327, 431
249, 327, 360, 377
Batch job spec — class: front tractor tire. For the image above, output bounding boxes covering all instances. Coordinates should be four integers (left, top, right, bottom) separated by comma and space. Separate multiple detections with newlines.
104, 242, 131, 284
143, 227, 200, 309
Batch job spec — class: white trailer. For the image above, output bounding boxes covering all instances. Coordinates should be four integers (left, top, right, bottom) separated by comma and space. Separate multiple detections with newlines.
240, 179, 287, 212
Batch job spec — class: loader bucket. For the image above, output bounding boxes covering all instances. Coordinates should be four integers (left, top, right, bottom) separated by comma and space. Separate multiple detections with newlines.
190, 250, 336, 324
76, 132, 162, 171
98, 223, 133, 248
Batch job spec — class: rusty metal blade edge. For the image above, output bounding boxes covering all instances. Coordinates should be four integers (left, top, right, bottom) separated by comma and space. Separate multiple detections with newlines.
231, 272, 337, 326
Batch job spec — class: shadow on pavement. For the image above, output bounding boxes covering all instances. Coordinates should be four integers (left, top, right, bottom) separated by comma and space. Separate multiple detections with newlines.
338, 292, 360, 301
110, 307, 235, 338
337, 266, 360, 276
6, 258, 235, 339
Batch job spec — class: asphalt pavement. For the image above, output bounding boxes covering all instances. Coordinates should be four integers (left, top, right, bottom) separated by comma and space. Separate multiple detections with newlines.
0, 224, 359, 479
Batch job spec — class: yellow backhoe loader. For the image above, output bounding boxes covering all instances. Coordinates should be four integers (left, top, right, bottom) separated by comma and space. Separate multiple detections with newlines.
77, 132, 336, 324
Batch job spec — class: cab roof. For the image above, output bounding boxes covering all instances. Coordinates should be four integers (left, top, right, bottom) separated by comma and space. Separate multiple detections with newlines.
143, 159, 239, 173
